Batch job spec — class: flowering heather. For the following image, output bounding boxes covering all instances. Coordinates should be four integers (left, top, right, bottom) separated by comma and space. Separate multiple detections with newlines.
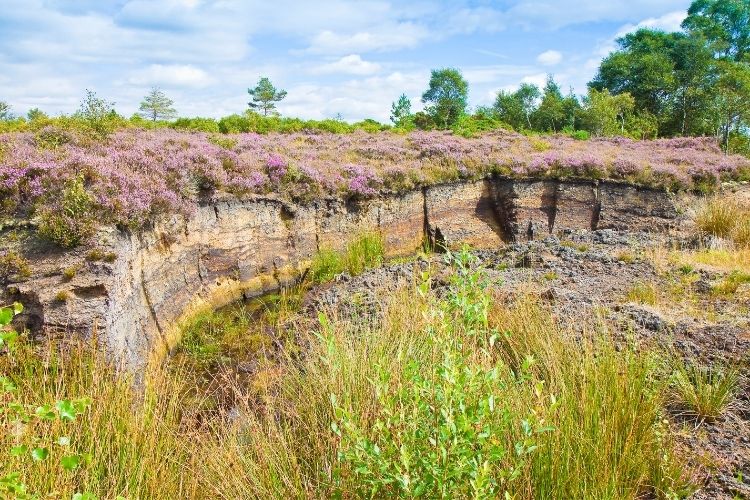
1, 128, 748, 233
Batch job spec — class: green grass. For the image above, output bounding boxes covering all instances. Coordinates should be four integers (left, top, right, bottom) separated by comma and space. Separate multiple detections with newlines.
309, 231, 384, 282
1, 248, 696, 499
670, 361, 740, 423
711, 270, 750, 296
626, 281, 659, 305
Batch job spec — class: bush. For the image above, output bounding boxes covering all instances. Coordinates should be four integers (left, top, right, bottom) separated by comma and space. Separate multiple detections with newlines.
172, 117, 220, 133
38, 176, 98, 248
695, 197, 750, 247
695, 197, 739, 239
0, 250, 31, 283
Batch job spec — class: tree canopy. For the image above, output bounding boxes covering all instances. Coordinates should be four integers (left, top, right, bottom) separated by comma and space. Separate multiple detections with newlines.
248, 77, 287, 116
421, 68, 468, 129
139, 87, 177, 122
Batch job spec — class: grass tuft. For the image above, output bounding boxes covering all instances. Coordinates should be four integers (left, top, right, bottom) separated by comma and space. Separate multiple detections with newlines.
670, 361, 740, 423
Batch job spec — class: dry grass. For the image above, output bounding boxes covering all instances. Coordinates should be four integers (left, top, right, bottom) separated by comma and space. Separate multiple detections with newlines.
694, 196, 750, 248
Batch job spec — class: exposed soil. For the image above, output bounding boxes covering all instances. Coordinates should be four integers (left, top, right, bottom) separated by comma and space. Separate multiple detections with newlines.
303, 229, 750, 499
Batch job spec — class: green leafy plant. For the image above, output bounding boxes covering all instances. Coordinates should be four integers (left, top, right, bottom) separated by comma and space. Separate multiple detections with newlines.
38, 175, 97, 248
1, 302, 94, 498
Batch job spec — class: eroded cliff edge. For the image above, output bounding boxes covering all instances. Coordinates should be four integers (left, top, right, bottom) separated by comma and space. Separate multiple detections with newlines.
1, 177, 690, 370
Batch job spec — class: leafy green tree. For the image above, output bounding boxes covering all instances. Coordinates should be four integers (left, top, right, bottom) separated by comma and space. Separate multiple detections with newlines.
75, 90, 117, 137
532, 76, 565, 132
138, 87, 177, 122
591, 29, 679, 127
669, 34, 717, 135
493, 90, 526, 130
713, 60, 750, 150
580, 88, 635, 137
389, 93, 412, 126
516, 83, 541, 129
27, 108, 48, 121
247, 77, 287, 116
682, 0, 750, 62
413, 111, 436, 130
421, 68, 469, 129
0, 101, 12, 121
561, 88, 582, 130
626, 110, 659, 139
493, 83, 541, 130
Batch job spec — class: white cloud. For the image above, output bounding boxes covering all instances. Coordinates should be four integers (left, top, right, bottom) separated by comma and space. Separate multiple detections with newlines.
522, 73, 548, 87
505, 1, 688, 30
313, 55, 382, 75
128, 64, 215, 88
597, 10, 687, 57
278, 71, 428, 122
537, 50, 562, 66
614, 10, 686, 39
302, 23, 430, 55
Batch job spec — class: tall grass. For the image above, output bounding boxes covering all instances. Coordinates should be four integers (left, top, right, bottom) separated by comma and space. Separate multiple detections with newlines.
669, 361, 740, 423
309, 231, 384, 282
0, 340, 202, 498
1, 248, 695, 498
695, 197, 750, 247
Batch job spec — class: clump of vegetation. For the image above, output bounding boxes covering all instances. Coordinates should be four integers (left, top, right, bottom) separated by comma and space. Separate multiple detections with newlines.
61, 265, 79, 281
669, 361, 740, 423
626, 281, 659, 305
54, 290, 70, 303
617, 250, 636, 263
85, 249, 116, 262
309, 232, 384, 282
0, 331, 196, 498
178, 304, 270, 369
0, 250, 31, 283
695, 197, 750, 247
38, 175, 97, 248
711, 270, 750, 296
560, 240, 590, 252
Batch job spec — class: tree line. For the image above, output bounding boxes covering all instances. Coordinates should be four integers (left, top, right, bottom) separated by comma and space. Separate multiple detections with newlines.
393, 0, 750, 154
0, 0, 747, 153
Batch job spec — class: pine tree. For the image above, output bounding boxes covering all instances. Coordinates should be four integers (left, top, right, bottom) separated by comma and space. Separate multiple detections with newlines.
139, 87, 177, 122
0, 101, 12, 121
247, 77, 287, 116
390, 94, 412, 125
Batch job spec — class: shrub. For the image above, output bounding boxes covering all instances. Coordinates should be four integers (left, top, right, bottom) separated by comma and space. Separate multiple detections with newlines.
61, 266, 78, 281
334, 350, 541, 497
731, 218, 750, 248
0, 250, 31, 283
171, 117, 220, 133
670, 361, 739, 422
38, 176, 97, 248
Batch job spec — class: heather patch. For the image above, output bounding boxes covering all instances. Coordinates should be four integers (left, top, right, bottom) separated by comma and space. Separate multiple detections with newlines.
1, 128, 747, 245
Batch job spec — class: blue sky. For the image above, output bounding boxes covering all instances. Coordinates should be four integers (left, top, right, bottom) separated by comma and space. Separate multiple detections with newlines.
0, 0, 691, 122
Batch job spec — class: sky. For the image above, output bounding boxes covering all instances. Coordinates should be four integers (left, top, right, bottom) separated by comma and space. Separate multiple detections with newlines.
0, 0, 693, 122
